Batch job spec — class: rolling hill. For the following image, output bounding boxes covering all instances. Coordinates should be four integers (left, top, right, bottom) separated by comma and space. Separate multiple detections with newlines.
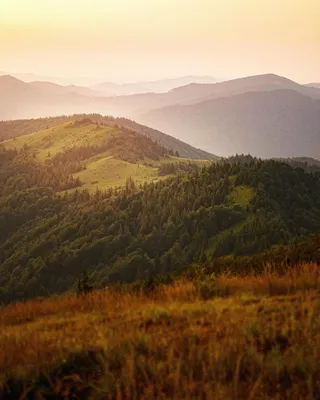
0, 114, 216, 160
140, 89, 320, 158
1, 117, 211, 194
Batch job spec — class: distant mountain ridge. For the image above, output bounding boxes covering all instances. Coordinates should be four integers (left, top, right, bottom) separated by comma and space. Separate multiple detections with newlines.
168, 73, 320, 104
2, 73, 320, 159
0, 72, 219, 94
306, 83, 320, 89
91, 75, 220, 95
140, 89, 320, 159
2, 73, 320, 122
29, 81, 105, 97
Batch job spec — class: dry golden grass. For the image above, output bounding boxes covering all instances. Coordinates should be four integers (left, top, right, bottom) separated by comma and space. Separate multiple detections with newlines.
1, 263, 320, 399
218, 262, 320, 296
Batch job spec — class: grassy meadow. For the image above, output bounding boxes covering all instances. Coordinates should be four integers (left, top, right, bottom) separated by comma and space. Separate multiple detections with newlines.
1, 120, 207, 193
1, 262, 320, 399
72, 157, 159, 192
2, 122, 114, 162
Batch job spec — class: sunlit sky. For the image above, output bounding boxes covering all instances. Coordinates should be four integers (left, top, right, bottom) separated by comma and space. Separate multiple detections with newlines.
1, 0, 320, 83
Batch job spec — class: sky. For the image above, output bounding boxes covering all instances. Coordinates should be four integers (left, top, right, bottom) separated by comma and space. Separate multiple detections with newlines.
1, 0, 320, 84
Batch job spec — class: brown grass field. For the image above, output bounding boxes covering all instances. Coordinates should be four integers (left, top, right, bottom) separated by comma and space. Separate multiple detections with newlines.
1, 263, 320, 399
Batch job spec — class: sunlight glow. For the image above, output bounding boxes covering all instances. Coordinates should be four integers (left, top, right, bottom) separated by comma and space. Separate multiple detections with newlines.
1, 0, 319, 82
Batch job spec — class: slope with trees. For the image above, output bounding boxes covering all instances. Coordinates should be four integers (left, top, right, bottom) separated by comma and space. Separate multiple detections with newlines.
1, 151, 320, 303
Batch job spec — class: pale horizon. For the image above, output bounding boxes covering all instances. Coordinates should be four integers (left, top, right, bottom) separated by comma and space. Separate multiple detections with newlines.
1, 0, 320, 84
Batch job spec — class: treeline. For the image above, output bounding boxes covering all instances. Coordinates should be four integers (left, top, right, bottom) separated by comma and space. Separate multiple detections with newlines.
0, 148, 81, 197
158, 161, 201, 176
0, 120, 178, 198
275, 158, 320, 174
1, 156, 320, 303
206, 234, 320, 275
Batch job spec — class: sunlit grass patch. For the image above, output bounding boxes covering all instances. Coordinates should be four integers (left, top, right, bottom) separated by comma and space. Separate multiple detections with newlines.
71, 156, 159, 193
2, 123, 114, 161
1, 263, 320, 399
228, 184, 254, 207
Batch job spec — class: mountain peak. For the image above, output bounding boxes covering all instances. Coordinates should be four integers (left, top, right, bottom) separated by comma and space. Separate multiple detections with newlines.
0, 74, 26, 85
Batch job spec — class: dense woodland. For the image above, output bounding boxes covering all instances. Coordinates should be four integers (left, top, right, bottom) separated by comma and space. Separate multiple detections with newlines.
1, 136, 320, 303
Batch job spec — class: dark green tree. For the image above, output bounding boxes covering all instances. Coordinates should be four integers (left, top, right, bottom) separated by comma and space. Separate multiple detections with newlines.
77, 271, 94, 295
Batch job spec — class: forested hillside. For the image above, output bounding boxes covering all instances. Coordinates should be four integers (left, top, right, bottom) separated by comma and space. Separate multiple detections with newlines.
1, 149, 320, 303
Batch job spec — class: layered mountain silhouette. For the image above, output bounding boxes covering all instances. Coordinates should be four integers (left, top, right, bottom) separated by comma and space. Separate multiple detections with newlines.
141, 89, 320, 158
1, 73, 320, 159
91, 75, 219, 95
29, 81, 104, 97
0, 72, 218, 93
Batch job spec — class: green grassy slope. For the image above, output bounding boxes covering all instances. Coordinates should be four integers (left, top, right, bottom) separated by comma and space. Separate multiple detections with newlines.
0, 114, 217, 160
72, 157, 159, 192
2, 119, 207, 192
3, 122, 114, 161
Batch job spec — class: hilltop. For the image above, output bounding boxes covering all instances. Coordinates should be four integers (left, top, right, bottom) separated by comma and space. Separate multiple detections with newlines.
1, 117, 211, 195
0, 114, 215, 160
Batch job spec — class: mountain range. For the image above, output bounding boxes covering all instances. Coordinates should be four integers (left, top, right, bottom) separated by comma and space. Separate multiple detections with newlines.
91, 75, 219, 95
141, 89, 320, 158
0, 71, 219, 94
1, 73, 320, 159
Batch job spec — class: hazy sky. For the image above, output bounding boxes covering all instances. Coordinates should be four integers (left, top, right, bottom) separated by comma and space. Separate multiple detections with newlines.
1, 0, 320, 83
